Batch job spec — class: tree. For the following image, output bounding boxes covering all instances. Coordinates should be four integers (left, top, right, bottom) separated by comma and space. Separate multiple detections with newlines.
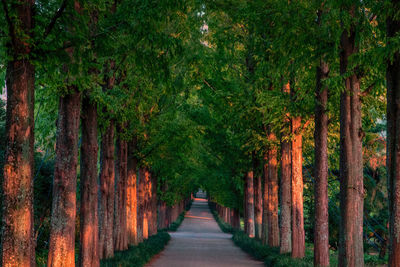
1, 1, 36, 266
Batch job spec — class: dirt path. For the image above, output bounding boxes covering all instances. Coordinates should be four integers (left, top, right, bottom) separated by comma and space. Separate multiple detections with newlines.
147, 195, 264, 267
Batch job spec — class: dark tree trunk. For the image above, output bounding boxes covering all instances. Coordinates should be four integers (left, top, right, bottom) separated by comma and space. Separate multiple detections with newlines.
114, 133, 128, 251
387, 1, 400, 265
79, 96, 99, 267
254, 167, 263, 240
262, 152, 269, 245
48, 89, 81, 267
291, 116, 305, 258
280, 82, 292, 254
245, 170, 255, 238
338, 13, 364, 267
231, 208, 240, 229
1, 2, 35, 266
126, 140, 138, 245
314, 60, 330, 267
99, 121, 115, 259
268, 133, 280, 247
150, 173, 158, 236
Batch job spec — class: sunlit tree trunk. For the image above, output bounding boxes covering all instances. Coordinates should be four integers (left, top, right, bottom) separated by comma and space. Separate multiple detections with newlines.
280, 82, 292, 254
338, 8, 364, 266
114, 133, 128, 251
262, 152, 269, 245
291, 116, 305, 258
79, 96, 99, 267
99, 121, 115, 259
143, 169, 151, 240
48, 88, 81, 267
314, 60, 330, 267
268, 133, 279, 247
150, 173, 158, 236
137, 167, 146, 242
245, 170, 255, 238
1, 1, 35, 266
126, 140, 138, 245
387, 1, 400, 265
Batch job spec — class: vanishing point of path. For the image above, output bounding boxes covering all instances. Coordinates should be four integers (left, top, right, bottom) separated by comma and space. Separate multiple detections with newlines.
147, 193, 264, 267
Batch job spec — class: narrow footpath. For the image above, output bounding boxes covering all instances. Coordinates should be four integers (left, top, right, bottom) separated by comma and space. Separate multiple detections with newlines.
147, 193, 264, 267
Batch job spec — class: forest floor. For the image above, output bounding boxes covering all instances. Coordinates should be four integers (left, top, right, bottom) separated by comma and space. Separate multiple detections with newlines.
146, 195, 263, 267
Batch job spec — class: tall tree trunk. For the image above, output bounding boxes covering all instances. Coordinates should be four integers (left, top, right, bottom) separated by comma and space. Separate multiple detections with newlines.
314, 60, 330, 267
150, 173, 158, 236
126, 140, 138, 245
99, 121, 115, 259
262, 152, 269, 245
1, 1, 35, 266
143, 169, 151, 240
338, 13, 364, 266
79, 96, 99, 267
387, 1, 400, 265
254, 166, 263, 240
244, 174, 248, 233
114, 133, 128, 251
137, 167, 146, 242
268, 133, 280, 247
245, 170, 255, 238
280, 82, 292, 254
291, 116, 305, 258
48, 89, 81, 267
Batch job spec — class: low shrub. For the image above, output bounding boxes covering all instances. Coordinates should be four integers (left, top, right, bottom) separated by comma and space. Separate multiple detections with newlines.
101, 231, 170, 267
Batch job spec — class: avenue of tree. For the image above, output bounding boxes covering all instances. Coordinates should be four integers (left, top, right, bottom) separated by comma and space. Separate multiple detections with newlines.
0, 1, 399, 267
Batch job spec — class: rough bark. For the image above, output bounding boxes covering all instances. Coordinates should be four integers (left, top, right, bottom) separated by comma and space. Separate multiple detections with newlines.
262, 152, 269, 245
48, 89, 81, 267
1, 1, 35, 266
99, 121, 115, 259
314, 60, 330, 267
338, 12, 364, 266
126, 140, 138, 245
79, 96, 99, 267
268, 133, 280, 247
291, 116, 305, 258
387, 1, 400, 265
137, 167, 146, 242
280, 82, 292, 254
245, 170, 255, 238
254, 167, 263, 240
114, 134, 128, 251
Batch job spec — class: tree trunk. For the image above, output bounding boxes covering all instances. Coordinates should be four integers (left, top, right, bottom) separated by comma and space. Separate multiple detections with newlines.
137, 167, 146, 242
387, 1, 400, 265
150, 173, 158, 236
126, 140, 138, 245
280, 82, 292, 254
231, 208, 240, 229
262, 152, 269, 244
143, 169, 151, 240
268, 133, 280, 247
338, 15, 364, 267
254, 169, 263, 240
99, 121, 115, 259
48, 89, 81, 267
79, 96, 99, 267
245, 170, 255, 238
244, 174, 248, 233
314, 60, 330, 267
291, 116, 305, 258
114, 134, 128, 251
1, 2, 35, 266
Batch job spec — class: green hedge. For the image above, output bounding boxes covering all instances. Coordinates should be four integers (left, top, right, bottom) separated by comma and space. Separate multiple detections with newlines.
210, 204, 385, 267
101, 231, 170, 267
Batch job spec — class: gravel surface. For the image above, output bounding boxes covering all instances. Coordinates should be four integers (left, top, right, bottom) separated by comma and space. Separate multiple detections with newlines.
146, 194, 264, 267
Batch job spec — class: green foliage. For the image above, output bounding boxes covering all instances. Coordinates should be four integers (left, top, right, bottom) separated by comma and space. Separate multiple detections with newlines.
100, 231, 171, 267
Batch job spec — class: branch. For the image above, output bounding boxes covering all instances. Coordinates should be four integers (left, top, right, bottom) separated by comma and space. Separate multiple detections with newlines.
43, 0, 67, 40
361, 82, 376, 97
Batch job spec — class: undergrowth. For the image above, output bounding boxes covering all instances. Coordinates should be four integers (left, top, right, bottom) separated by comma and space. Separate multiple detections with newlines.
100, 231, 170, 267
